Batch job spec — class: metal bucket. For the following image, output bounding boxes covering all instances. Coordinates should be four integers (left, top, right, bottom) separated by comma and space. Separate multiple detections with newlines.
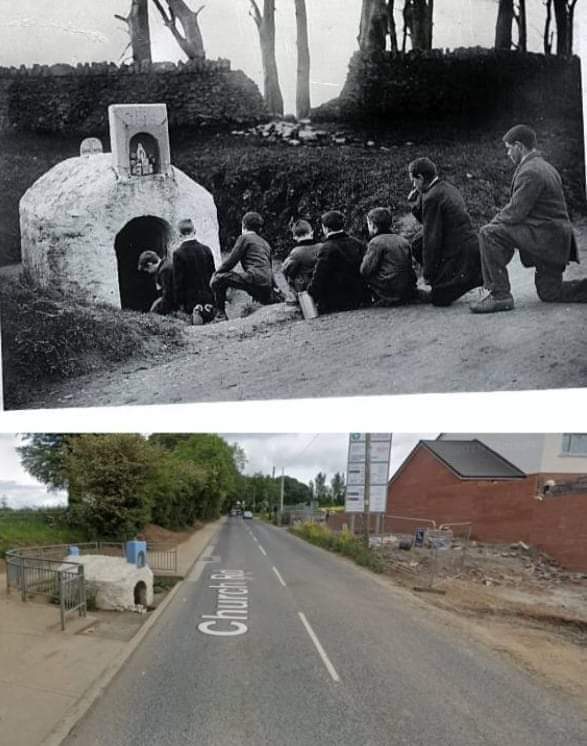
298, 291, 318, 320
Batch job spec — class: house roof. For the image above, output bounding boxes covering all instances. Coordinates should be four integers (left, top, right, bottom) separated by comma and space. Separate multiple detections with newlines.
420, 439, 526, 480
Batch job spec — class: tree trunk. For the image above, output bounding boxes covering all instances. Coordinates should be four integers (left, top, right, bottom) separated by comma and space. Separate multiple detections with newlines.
567, 0, 578, 55
115, 0, 152, 63
515, 0, 527, 50
403, 0, 433, 50
294, 0, 311, 119
387, 0, 399, 53
495, 0, 514, 49
553, 0, 569, 54
250, 1, 284, 116
544, 0, 553, 54
151, 0, 206, 58
358, 0, 388, 52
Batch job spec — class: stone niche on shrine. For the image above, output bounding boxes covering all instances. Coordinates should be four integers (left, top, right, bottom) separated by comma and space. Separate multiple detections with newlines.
20, 103, 220, 311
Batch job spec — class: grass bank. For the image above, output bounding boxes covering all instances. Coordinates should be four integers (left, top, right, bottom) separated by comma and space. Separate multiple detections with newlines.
290, 522, 385, 573
0, 510, 88, 558
0, 272, 186, 408
1, 123, 585, 265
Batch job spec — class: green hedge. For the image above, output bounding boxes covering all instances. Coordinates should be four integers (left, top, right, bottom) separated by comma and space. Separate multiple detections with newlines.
290, 522, 385, 573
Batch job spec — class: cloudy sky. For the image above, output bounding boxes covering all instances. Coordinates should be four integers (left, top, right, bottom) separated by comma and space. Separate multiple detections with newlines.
0, 433, 436, 508
0, 0, 557, 114
0, 434, 67, 509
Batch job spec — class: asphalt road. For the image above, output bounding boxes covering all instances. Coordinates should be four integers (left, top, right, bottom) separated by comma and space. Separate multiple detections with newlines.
63, 519, 587, 746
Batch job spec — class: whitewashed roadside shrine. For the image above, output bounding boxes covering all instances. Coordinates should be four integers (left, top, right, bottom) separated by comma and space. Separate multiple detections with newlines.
20, 104, 220, 311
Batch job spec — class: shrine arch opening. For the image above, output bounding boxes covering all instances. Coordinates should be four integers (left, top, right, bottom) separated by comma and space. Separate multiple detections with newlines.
115, 216, 171, 311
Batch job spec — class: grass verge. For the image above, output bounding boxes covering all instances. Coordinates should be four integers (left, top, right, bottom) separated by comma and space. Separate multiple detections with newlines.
0, 510, 89, 558
0, 271, 186, 407
290, 522, 385, 573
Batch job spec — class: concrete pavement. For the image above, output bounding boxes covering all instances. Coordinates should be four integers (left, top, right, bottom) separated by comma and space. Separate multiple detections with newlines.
0, 519, 223, 746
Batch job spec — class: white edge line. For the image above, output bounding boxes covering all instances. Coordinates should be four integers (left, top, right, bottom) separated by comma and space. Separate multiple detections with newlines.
272, 566, 287, 587
298, 612, 341, 683
258, 545, 267, 556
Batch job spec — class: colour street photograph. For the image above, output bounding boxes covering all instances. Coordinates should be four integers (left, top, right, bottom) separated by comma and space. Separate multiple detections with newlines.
0, 1, 586, 410
0, 432, 586, 745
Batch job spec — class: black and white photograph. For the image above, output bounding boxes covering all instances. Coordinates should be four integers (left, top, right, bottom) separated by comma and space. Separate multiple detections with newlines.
0, 0, 586, 411
1, 431, 586, 744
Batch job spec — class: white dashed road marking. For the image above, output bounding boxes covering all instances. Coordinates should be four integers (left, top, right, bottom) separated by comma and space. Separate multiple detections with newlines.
272, 566, 287, 587
298, 612, 341, 683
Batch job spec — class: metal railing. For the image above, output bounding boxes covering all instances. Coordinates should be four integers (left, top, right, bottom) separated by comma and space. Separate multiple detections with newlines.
6, 552, 86, 630
147, 543, 178, 574
5, 540, 178, 628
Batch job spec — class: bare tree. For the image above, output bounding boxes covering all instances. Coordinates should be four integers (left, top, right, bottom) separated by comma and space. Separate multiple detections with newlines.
115, 0, 152, 64
387, 0, 399, 53
402, 0, 434, 51
294, 0, 311, 119
358, 1, 399, 53
552, 0, 579, 55
495, 0, 514, 48
358, 0, 388, 52
544, 0, 554, 54
151, 0, 206, 58
249, 1, 284, 116
514, 0, 527, 50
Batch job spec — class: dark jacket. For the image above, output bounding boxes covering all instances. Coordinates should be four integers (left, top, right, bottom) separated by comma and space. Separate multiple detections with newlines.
412, 179, 481, 291
153, 257, 176, 314
282, 238, 321, 292
490, 151, 578, 267
308, 231, 370, 313
360, 233, 417, 303
217, 232, 273, 287
173, 237, 215, 312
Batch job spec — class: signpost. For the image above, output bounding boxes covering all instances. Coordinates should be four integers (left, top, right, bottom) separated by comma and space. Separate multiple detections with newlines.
345, 433, 392, 538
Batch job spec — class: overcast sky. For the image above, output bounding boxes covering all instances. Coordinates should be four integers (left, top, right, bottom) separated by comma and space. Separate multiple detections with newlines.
0, 433, 436, 509
0, 0, 556, 114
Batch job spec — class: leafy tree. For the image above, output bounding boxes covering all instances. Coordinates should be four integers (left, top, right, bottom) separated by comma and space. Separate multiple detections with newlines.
64, 434, 159, 538
162, 434, 243, 517
314, 471, 331, 505
149, 456, 208, 528
282, 475, 312, 505
0, 495, 10, 510
18, 434, 83, 503
330, 472, 346, 505
241, 472, 280, 511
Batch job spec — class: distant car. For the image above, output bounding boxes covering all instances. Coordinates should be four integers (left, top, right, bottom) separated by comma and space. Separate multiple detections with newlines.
242, 510, 253, 519
230, 510, 237, 516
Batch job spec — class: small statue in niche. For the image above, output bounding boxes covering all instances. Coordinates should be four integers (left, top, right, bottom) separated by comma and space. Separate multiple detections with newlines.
129, 134, 159, 176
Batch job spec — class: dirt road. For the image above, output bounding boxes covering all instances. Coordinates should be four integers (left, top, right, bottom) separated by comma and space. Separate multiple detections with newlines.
20, 237, 587, 410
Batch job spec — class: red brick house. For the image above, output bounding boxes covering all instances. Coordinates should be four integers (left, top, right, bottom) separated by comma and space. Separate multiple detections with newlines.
384, 437, 587, 572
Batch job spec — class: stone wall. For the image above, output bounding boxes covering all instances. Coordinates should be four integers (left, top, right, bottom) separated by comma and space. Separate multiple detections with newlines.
0, 59, 267, 134
313, 48, 583, 129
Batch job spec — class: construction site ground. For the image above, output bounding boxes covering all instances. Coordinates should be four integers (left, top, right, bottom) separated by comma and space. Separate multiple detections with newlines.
373, 537, 587, 703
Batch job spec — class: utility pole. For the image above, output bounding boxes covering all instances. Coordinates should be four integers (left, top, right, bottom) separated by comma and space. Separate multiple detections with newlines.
364, 433, 371, 545
280, 467, 285, 525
